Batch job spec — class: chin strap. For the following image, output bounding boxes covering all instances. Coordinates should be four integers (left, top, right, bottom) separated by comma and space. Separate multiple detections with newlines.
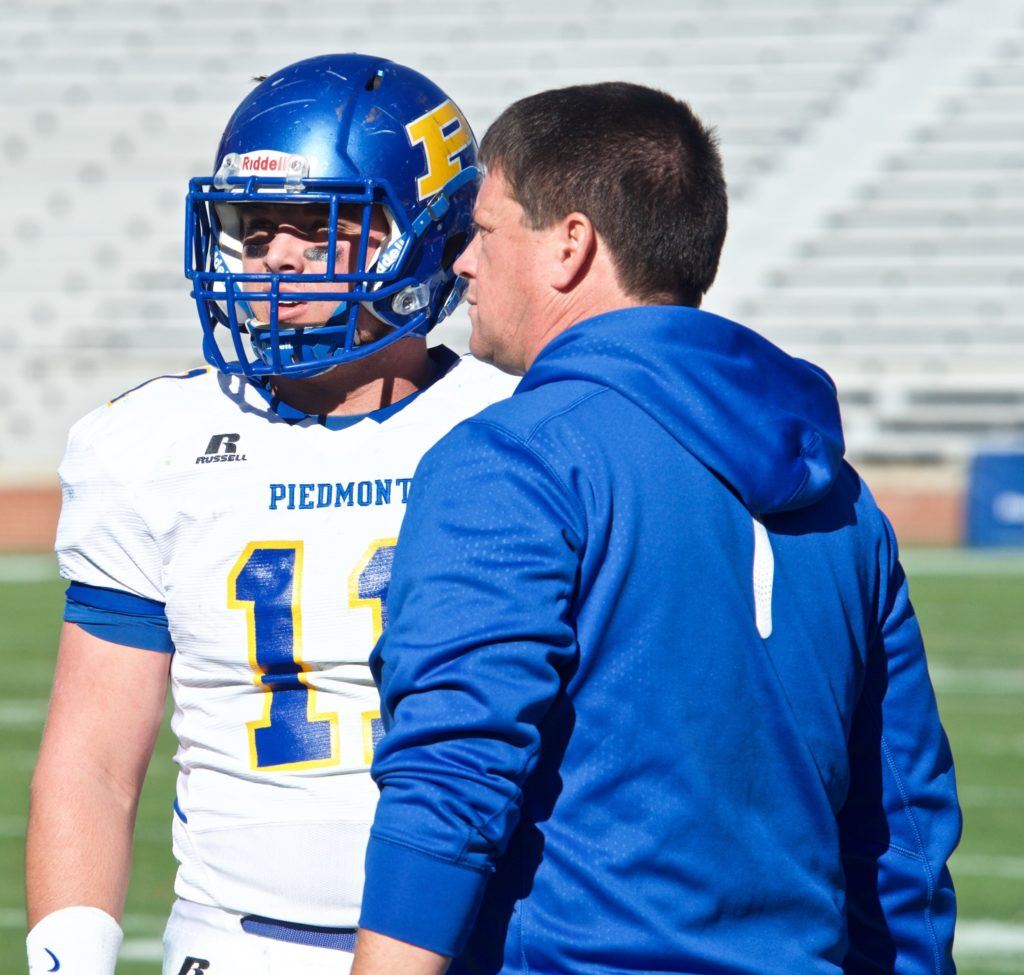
411, 165, 479, 237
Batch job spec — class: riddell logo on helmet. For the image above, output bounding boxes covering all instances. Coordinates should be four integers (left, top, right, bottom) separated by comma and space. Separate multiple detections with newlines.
238, 151, 291, 173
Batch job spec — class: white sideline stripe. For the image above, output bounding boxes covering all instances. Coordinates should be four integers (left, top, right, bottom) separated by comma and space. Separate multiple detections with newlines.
957, 734, 1024, 756
0, 701, 48, 725
902, 549, 1024, 576
955, 854, 1024, 880
909, 562, 1024, 577
0, 817, 26, 839
959, 785, 1024, 808
941, 695, 1023, 713
931, 665, 1024, 694
120, 915, 168, 935
4, 751, 42, 771
0, 556, 58, 582
0, 908, 166, 932
0, 908, 25, 928
956, 920, 1024, 954
119, 938, 164, 961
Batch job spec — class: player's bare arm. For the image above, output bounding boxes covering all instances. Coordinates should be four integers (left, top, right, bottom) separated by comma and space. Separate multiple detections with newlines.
351, 929, 450, 975
26, 623, 169, 967
29, 53, 516, 975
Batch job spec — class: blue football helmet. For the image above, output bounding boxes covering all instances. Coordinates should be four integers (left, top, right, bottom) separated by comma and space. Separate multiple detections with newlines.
185, 53, 479, 379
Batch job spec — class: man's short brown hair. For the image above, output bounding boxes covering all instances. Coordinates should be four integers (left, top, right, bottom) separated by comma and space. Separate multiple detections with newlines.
479, 82, 727, 307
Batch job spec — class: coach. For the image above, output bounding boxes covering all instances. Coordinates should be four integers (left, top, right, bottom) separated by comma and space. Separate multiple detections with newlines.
353, 84, 960, 975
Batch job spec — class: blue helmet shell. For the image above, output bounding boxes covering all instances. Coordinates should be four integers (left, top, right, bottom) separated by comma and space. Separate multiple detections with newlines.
185, 53, 479, 379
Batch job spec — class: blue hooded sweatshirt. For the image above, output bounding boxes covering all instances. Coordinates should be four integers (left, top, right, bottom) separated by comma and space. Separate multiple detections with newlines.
361, 306, 960, 975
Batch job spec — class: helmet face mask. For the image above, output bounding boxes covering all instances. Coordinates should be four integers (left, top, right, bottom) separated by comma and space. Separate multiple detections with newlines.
185, 54, 479, 380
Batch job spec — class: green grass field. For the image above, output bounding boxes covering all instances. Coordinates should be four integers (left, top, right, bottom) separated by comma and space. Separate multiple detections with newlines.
1, 551, 1022, 973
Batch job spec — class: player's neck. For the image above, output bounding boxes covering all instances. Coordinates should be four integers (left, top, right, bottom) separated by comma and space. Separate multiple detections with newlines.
270, 337, 437, 417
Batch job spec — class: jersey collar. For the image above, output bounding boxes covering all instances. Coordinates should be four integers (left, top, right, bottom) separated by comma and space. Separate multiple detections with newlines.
245, 345, 460, 429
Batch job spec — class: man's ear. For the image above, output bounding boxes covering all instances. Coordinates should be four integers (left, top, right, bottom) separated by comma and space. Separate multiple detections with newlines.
550, 211, 596, 291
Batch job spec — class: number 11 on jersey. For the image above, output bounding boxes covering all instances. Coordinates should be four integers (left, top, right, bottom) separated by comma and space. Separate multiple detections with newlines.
228, 539, 396, 772
229, 542, 339, 771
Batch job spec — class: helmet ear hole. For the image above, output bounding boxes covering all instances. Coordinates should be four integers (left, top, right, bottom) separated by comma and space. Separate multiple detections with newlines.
441, 232, 468, 272
365, 70, 383, 92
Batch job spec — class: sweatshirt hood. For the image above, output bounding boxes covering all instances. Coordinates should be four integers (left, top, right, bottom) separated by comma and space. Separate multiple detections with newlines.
518, 306, 845, 515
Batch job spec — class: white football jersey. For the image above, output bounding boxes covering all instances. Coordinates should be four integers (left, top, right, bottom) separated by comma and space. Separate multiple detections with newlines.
55, 352, 517, 926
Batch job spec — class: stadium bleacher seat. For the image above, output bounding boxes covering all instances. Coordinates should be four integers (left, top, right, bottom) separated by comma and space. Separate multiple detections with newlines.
1, 0, 1022, 474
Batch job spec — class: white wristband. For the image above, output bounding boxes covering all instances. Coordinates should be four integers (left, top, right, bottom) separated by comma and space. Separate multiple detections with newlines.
27, 906, 123, 975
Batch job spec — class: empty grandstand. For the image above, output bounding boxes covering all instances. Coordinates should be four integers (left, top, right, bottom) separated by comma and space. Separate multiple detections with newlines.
1, 0, 1023, 544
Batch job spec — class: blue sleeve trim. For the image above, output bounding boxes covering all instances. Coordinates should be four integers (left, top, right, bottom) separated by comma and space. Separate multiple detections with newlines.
66, 581, 166, 616
359, 834, 489, 957
64, 583, 174, 654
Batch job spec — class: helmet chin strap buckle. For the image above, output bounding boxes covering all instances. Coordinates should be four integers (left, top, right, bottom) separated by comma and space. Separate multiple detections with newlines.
391, 284, 430, 315
409, 166, 479, 238
425, 194, 451, 221
438, 278, 466, 323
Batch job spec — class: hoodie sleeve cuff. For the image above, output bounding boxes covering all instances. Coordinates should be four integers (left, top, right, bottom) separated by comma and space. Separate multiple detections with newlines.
358, 834, 490, 958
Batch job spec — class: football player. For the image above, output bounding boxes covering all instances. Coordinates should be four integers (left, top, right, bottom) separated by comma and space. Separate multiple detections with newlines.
25, 53, 516, 975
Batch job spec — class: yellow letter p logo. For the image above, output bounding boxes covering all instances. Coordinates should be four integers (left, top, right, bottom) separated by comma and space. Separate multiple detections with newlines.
406, 100, 471, 201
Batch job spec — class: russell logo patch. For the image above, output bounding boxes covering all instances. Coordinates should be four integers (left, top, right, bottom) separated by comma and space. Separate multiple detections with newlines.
196, 433, 247, 465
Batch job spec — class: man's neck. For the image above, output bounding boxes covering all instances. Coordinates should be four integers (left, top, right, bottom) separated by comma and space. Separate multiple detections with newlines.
523, 288, 646, 372
269, 337, 437, 417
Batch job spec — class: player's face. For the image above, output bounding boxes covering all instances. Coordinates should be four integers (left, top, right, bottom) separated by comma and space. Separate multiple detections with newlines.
238, 203, 389, 328
455, 170, 550, 375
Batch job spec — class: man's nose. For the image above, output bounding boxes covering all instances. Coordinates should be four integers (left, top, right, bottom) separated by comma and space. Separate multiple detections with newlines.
453, 233, 479, 279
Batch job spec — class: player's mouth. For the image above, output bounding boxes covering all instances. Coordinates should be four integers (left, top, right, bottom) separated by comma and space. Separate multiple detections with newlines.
248, 292, 313, 322
274, 298, 308, 322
